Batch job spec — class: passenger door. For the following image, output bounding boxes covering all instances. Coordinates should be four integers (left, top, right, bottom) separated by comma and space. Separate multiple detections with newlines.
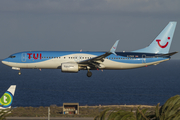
21, 53, 26, 62
142, 54, 146, 63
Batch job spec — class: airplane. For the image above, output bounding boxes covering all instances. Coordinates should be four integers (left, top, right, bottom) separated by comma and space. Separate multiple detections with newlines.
1, 21, 177, 77
0, 85, 16, 109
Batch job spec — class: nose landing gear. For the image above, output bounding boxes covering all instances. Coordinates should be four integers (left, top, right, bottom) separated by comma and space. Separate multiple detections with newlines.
18, 70, 21, 75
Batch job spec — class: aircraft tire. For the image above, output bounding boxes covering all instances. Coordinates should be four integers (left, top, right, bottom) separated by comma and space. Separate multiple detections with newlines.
87, 71, 92, 77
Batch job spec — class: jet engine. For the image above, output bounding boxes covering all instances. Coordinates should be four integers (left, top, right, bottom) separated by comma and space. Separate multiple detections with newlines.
61, 63, 79, 72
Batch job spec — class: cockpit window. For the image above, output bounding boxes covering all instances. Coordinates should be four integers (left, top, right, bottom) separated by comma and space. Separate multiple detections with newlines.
9, 55, 16, 58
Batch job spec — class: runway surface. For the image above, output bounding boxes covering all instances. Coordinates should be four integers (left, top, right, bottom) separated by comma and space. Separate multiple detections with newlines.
7, 117, 94, 120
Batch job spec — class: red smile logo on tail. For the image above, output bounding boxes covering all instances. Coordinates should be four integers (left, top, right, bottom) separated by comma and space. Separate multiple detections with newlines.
156, 37, 170, 48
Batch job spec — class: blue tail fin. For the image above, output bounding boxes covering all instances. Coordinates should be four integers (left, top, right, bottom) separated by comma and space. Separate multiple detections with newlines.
133, 21, 177, 54
0, 85, 16, 108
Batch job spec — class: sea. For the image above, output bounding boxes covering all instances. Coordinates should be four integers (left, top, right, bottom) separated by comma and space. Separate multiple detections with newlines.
0, 60, 180, 107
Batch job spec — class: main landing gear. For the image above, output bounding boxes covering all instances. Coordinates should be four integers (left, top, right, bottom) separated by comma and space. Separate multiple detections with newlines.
87, 71, 92, 77
86, 66, 92, 77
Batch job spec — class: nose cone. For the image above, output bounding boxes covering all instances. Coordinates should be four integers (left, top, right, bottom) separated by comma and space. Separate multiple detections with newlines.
2, 59, 8, 65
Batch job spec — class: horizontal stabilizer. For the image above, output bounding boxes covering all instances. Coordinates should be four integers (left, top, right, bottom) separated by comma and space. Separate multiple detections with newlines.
155, 52, 178, 57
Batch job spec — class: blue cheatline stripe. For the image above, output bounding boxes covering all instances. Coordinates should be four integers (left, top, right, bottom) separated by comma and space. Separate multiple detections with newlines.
3, 51, 170, 64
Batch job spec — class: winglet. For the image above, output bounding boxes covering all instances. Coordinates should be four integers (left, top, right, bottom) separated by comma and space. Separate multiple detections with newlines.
109, 40, 119, 55
0, 85, 16, 108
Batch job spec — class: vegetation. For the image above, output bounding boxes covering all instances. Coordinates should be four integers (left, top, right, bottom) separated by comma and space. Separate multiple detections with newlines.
94, 109, 136, 120
94, 95, 180, 120
0, 107, 11, 120
153, 95, 180, 120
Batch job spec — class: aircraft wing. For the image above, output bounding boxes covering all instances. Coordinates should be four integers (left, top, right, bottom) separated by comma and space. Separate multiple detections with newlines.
78, 40, 119, 68
78, 52, 111, 65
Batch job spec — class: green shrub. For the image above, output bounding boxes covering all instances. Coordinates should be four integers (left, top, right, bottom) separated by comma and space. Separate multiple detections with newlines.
0, 108, 11, 120
94, 95, 180, 120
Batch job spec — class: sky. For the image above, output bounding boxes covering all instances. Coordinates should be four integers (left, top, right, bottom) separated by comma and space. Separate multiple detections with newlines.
0, 0, 180, 59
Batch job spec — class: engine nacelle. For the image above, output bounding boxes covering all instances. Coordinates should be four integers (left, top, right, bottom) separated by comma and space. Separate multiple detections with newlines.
61, 63, 79, 73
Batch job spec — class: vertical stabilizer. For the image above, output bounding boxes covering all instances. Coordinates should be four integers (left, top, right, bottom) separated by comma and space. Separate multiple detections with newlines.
133, 22, 177, 54
0, 85, 16, 108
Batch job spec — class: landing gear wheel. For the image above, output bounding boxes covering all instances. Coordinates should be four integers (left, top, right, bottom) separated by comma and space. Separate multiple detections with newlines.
18, 71, 21, 75
87, 71, 92, 77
